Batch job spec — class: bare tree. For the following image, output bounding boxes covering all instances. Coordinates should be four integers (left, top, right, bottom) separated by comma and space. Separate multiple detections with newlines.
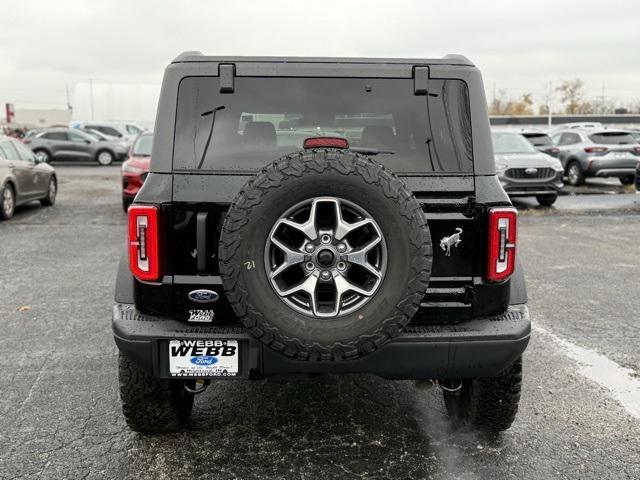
555, 79, 594, 114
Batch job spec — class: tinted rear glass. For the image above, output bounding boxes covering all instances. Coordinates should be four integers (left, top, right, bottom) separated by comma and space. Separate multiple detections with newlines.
173, 76, 473, 173
588, 132, 637, 145
523, 133, 553, 146
492, 133, 538, 154
133, 134, 153, 156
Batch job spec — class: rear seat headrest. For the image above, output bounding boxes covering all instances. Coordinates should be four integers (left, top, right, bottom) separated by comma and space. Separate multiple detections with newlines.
243, 121, 276, 147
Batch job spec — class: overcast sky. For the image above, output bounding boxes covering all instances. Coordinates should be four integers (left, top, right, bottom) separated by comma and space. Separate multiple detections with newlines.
1, 0, 639, 112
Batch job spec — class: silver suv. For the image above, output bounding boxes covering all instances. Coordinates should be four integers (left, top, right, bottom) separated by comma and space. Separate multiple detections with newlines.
551, 128, 640, 185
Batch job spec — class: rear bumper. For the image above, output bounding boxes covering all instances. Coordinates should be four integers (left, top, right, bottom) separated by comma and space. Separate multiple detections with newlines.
592, 168, 635, 178
113, 303, 531, 380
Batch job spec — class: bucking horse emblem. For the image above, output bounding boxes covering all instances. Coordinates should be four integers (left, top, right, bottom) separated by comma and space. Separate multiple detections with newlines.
439, 228, 463, 256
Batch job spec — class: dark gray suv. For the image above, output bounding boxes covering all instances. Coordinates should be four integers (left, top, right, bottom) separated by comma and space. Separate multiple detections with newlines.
551, 128, 640, 185
24, 128, 128, 166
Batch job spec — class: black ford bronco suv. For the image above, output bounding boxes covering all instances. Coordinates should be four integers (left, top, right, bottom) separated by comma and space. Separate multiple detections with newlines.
113, 53, 530, 434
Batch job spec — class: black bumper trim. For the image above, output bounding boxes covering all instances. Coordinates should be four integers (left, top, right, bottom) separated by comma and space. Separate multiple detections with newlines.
113, 303, 530, 380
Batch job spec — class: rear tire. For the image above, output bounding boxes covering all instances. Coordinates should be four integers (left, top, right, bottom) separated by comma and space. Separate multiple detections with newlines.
536, 194, 557, 206
1, 183, 15, 220
619, 175, 634, 185
41, 176, 57, 206
96, 150, 114, 166
118, 353, 194, 433
566, 162, 585, 186
443, 356, 523, 434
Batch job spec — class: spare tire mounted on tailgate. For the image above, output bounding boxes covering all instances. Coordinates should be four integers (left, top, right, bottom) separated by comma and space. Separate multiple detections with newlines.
219, 149, 433, 361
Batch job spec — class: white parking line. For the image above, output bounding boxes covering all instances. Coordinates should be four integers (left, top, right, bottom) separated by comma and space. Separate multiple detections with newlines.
534, 324, 640, 420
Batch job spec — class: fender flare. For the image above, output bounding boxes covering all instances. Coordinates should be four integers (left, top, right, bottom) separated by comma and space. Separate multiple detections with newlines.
509, 257, 528, 305
115, 247, 134, 304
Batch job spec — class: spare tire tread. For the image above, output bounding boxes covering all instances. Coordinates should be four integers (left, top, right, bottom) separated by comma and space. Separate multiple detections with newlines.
219, 150, 432, 361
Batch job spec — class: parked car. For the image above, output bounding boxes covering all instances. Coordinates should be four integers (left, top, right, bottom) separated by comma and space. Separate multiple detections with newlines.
551, 128, 640, 185
80, 127, 124, 144
551, 122, 603, 133
121, 132, 152, 211
520, 129, 560, 158
0, 135, 57, 220
113, 52, 530, 435
24, 128, 128, 166
492, 131, 564, 206
79, 121, 144, 145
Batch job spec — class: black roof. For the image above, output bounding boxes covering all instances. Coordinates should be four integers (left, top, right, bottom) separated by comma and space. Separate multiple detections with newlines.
171, 52, 474, 66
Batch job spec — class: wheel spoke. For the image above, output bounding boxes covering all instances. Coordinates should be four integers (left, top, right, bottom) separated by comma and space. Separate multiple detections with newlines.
274, 199, 320, 241
334, 273, 374, 299
275, 274, 319, 315
269, 236, 305, 279
326, 198, 375, 240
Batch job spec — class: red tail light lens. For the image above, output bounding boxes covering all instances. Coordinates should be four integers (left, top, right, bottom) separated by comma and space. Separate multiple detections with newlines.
486, 207, 517, 282
547, 147, 559, 154
303, 137, 349, 149
584, 146, 608, 154
23, 139, 31, 144
128, 205, 162, 281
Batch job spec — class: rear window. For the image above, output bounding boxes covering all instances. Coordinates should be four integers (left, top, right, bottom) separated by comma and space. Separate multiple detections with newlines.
523, 133, 553, 147
41, 131, 67, 141
173, 76, 473, 174
492, 133, 538, 154
133, 133, 153, 156
588, 132, 637, 145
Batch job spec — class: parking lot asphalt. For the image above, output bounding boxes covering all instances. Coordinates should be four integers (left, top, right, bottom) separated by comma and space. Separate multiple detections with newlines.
1, 165, 639, 480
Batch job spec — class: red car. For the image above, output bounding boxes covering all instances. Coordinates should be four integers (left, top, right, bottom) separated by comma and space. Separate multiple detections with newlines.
121, 132, 152, 211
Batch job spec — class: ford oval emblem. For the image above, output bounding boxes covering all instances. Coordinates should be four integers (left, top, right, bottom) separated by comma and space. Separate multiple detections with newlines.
525, 167, 538, 175
190, 356, 218, 366
188, 289, 220, 303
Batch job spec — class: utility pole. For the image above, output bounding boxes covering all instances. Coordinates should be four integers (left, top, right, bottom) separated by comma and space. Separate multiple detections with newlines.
65, 84, 72, 112
89, 78, 94, 120
544, 81, 553, 128
596, 81, 606, 114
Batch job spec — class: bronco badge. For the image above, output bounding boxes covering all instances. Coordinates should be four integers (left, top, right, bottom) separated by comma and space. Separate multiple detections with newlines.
439, 228, 463, 256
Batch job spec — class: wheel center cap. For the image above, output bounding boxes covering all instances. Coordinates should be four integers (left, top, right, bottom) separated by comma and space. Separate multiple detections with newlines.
316, 249, 335, 267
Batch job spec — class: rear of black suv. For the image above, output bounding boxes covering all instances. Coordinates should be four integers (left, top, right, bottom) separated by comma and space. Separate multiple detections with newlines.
113, 53, 530, 434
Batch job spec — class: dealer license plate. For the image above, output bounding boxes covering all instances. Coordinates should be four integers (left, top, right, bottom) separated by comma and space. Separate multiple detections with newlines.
169, 340, 239, 377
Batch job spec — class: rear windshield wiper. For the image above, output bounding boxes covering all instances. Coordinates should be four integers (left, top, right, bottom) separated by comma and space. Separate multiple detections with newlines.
197, 105, 225, 169
351, 147, 395, 156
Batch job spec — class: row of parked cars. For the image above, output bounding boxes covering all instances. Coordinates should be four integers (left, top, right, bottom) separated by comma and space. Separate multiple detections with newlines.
493, 122, 640, 206
2, 120, 639, 220
22, 121, 145, 166
0, 121, 148, 220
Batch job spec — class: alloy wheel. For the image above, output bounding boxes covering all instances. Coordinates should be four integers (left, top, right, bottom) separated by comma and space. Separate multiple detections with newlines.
264, 197, 387, 318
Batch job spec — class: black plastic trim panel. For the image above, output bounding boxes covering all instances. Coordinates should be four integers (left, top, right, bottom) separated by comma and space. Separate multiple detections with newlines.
113, 303, 530, 380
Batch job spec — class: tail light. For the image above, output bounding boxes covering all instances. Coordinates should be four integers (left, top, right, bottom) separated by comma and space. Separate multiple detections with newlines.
128, 205, 162, 281
547, 147, 559, 154
23, 139, 31, 144
584, 146, 608, 154
303, 137, 349, 149
632, 146, 640, 155
486, 207, 517, 282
